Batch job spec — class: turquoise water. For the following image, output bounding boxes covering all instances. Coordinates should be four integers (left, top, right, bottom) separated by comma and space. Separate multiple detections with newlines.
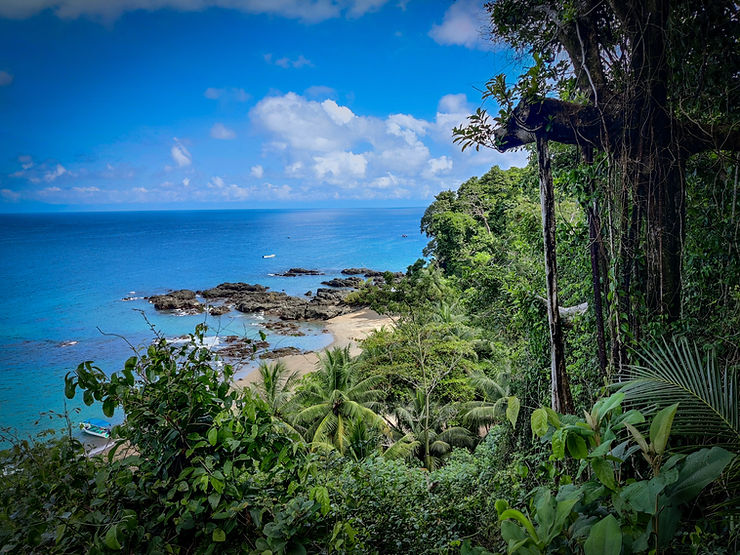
0, 208, 427, 444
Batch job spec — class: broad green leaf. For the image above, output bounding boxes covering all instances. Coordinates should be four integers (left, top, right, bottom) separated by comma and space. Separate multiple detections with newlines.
102, 398, 114, 418
592, 394, 624, 423
566, 433, 588, 459
584, 514, 621, 555
506, 396, 520, 428
64, 374, 76, 399
666, 446, 734, 504
649, 403, 678, 456
208, 492, 221, 510
83, 389, 94, 406
104, 524, 122, 551
531, 408, 548, 437
212, 528, 226, 542
499, 509, 539, 541
624, 422, 649, 453
620, 469, 677, 515
208, 427, 218, 446
591, 459, 617, 490
551, 429, 566, 459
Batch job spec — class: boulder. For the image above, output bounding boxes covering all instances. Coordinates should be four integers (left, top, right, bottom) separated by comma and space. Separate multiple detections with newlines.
275, 268, 324, 277
341, 267, 383, 277
200, 282, 268, 299
148, 290, 203, 312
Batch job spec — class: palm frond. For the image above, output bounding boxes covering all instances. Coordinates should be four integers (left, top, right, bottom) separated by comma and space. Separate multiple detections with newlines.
383, 433, 420, 461
619, 337, 740, 446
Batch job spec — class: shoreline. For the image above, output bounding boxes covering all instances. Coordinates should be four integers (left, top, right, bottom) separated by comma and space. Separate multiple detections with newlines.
233, 307, 393, 389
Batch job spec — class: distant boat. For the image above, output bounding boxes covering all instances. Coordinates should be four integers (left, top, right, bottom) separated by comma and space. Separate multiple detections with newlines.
80, 419, 111, 439
262, 254, 276, 259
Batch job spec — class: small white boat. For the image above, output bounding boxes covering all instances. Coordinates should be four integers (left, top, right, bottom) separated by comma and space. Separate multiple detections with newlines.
80, 419, 112, 439
262, 254, 276, 259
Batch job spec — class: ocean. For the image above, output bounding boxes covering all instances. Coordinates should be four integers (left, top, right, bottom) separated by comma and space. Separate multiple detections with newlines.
0, 208, 427, 445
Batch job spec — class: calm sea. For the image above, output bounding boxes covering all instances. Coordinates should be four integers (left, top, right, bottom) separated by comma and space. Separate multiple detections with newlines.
0, 208, 427, 444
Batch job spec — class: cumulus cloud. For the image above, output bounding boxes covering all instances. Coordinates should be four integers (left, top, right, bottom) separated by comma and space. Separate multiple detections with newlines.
44, 164, 67, 182
0, 188, 20, 201
264, 53, 314, 69
0, 71, 13, 86
427, 156, 453, 175
250, 165, 264, 178
72, 186, 100, 193
0, 1, 391, 23
170, 138, 191, 167
313, 151, 367, 182
210, 122, 236, 140
249, 90, 527, 200
429, 0, 489, 50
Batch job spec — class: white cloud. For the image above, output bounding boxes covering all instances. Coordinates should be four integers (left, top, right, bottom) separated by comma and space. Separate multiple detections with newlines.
182, 177, 190, 187
210, 122, 236, 140
427, 155, 453, 174
250, 165, 264, 178
265, 53, 314, 69
204, 87, 249, 102
321, 99, 354, 125
170, 138, 191, 167
72, 186, 100, 193
429, 0, 489, 50
313, 151, 367, 182
0, 71, 13, 86
0, 1, 392, 23
44, 164, 67, 182
1, 188, 20, 201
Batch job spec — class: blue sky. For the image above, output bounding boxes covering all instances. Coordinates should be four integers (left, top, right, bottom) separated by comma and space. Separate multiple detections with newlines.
0, 0, 527, 212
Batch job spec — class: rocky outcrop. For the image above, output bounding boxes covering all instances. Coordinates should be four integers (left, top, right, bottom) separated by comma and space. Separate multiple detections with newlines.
341, 267, 383, 277
321, 276, 365, 288
148, 290, 203, 313
218, 336, 269, 358
260, 346, 304, 359
206, 305, 231, 316
263, 320, 305, 336
200, 282, 267, 298
274, 268, 325, 277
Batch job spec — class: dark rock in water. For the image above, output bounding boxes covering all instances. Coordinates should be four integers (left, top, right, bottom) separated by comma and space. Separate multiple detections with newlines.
305, 290, 312, 297
218, 337, 270, 358
263, 320, 305, 336
341, 267, 383, 277
260, 346, 303, 359
207, 305, 230, 316
275, 268, 325, 277
321, 276, 364, 288
148, 289, 203, 312
200, 282, 268, 299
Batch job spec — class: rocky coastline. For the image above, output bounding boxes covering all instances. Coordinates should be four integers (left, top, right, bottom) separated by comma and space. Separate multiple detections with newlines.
144, 267, 402, 322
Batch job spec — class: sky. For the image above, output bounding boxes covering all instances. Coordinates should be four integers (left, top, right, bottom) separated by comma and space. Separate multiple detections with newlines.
0, 0, 527, 212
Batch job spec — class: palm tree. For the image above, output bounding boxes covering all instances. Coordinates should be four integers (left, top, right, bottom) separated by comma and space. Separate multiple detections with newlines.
292, 346, 387, 454
250, 360, 301, 435
619, 337, 739, 447
390, 389, 473, 470
461, 368, 516, 431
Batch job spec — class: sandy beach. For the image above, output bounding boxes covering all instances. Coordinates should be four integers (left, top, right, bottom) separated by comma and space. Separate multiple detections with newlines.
233, 308, 394, 389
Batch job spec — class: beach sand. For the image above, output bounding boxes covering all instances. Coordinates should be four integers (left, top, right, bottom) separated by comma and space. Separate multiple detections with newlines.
233, 308, 394, 389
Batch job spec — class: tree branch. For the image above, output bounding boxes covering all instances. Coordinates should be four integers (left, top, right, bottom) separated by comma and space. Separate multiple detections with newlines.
494, 98, 605, 151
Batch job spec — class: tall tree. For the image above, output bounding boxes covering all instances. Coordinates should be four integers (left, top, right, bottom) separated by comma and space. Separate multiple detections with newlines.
456, 0, 740, 331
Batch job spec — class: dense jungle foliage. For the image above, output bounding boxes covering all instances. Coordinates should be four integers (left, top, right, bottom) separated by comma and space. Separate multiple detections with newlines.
2, 1, 739, 553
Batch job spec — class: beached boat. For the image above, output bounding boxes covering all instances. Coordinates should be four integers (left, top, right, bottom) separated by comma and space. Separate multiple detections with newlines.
262, 254, 276, 258
80, 419, 112, 439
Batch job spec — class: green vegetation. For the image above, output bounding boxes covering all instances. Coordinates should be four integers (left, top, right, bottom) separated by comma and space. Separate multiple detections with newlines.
2, 2, 739, 552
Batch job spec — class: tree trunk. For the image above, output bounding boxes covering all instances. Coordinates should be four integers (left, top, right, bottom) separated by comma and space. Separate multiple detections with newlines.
582, 147, 608, 375
537, 136, 574, 413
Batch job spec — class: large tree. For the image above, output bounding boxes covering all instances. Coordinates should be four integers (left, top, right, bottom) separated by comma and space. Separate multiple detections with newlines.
456, 1, 739, 365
